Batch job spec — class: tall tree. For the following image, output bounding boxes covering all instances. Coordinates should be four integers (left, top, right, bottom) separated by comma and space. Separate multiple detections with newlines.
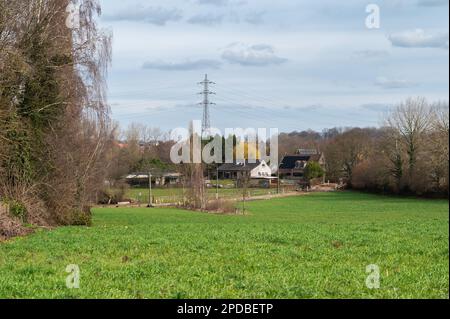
1, 0, 112, 227
386, 97, 432, 187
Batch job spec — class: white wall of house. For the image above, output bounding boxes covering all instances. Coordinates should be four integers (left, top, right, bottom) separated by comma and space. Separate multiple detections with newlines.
250, 160, 272, 178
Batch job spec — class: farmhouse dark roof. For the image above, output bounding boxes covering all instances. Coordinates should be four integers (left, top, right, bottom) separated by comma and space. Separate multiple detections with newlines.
279, 154, 322, 169
218, 160, 262, 172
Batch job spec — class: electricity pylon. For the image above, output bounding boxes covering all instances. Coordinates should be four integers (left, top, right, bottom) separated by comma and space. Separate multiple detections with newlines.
198, 74, 215, 137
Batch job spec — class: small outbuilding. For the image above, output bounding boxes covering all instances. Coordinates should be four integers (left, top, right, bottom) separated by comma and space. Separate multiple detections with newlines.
125, 172, 182, 187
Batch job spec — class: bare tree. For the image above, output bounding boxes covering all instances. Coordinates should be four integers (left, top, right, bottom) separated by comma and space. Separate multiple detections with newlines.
323, 128, 372, 186
386, 97, 432, 186
428, 102, 449, 191
379, 127, 405, 192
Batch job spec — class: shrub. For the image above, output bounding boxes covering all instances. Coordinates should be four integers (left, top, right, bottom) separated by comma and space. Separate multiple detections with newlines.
352, 159, 392, 192
98, 183, 129, 205
4, 199, 27, 223
66, 207, 92, 226
304, 161, 325, 180
0, 203, 31, 240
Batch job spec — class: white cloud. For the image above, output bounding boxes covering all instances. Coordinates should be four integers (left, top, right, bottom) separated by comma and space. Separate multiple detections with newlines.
353, 50, 390, 59
245, 11, 265, 25
360, 103, 392, 112
187, 11, 265, 26
388, 29, 449, 49
142, 59, 222, 71
104, 5, 182, 25
375, 77, 418, 89
188, 14, 224, 25
221, 43, 288, 66
196, 0, 246, 6
101, 1, 449, 131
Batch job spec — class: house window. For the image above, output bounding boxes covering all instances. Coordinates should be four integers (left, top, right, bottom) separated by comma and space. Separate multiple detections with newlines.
295, 161, 305, 169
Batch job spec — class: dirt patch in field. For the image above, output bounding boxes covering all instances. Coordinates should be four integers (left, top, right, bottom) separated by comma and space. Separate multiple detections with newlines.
244, 191, 309, 201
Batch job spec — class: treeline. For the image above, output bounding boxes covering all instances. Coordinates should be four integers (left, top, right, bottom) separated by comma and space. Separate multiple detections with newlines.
280, 98, 449, 196
330, 98, 448, 196
1, 0, 112, 236
106, 123, 176, 186
114, 97, 448, 197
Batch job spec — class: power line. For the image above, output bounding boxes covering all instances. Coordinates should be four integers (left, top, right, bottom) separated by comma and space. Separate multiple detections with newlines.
214, 93, 378, 125
109, 79, 381, 128
215, 87, 381, 126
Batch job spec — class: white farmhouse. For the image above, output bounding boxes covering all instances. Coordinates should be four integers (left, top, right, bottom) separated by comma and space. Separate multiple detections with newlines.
217, 160, 272, 180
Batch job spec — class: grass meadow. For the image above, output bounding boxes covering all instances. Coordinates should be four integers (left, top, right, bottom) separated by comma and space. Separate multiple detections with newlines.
0, 192, 448, 299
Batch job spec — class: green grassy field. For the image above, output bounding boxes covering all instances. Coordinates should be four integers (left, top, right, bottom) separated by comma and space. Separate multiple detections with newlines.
0, 192, 448, 299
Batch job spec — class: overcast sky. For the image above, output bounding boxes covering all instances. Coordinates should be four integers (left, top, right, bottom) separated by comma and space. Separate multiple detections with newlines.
98, 0, 449, 133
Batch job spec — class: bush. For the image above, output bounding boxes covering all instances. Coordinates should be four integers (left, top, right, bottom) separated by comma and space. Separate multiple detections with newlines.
4, 199, 27, 223
304, 161, 325, 180
66, 207, 92, 226
0, 203, 31, 240
98, 183, 129, 205
352, 159, 392, 192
